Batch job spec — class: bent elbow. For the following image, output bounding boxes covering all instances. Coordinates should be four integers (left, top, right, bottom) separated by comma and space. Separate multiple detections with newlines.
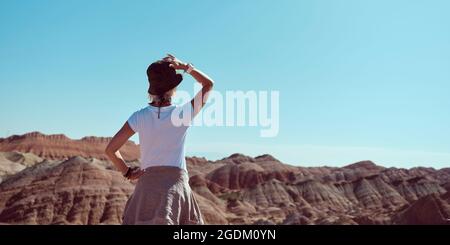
104, 144, 114, 158
205, 80, 214, 91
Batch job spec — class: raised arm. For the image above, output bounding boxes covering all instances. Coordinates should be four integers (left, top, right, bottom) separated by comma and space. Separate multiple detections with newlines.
188, 67, 214, 116
164, 54, 214, 116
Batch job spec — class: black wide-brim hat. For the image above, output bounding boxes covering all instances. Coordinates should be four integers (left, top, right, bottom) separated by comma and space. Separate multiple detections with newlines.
147, 61, 183, 95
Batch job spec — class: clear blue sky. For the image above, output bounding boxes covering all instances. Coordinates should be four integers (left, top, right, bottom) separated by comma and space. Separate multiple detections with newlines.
1, 0, 449, 168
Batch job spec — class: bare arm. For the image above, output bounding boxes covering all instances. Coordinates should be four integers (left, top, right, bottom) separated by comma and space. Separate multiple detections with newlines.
164, 54, 214, 116
105, 122, 142, 179
189, 67, 214, 116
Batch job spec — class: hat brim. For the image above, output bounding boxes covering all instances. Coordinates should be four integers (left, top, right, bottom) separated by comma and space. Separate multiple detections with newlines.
148, 74, 183, 95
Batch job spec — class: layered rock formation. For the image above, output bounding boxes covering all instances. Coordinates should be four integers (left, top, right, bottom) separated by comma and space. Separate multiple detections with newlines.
0, 132, 449, 225
0, 132, 139, 161
0, 151, 44, 180
393, 192, 450, 225
0, 156, 134, 224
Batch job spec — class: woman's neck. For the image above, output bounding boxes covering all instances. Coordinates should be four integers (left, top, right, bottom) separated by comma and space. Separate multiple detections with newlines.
150, 101, 172, 107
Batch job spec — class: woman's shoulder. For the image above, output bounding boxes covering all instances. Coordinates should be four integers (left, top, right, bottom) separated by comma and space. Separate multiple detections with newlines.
130, 105, 150, 116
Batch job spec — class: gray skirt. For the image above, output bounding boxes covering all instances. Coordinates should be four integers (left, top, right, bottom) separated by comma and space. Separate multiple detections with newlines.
122, 166, 204, 225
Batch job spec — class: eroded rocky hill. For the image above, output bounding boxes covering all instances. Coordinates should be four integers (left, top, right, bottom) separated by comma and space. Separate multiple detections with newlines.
0, 132, 449, 225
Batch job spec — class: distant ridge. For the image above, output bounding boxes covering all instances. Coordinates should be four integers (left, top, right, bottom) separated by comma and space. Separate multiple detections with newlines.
0, 131, 139, 161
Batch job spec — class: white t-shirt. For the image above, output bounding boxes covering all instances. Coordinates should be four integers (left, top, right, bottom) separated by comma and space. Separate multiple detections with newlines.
127, 103, 193, 171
